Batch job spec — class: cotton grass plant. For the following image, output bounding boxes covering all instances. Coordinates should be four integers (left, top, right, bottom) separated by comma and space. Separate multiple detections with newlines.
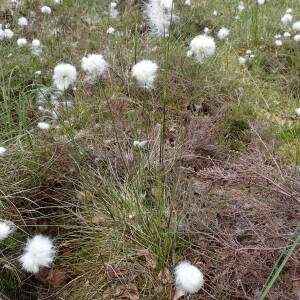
81, 53, 108, 82
0, 146, 7, 156
174, 261, 204, 298
131, 59, 159, 89
80, 148, 180, 272
187, 35, 216, 63
19, 235, 56, 274
0, 221, 15, 241
144, 0, 177, 37
0, 0, 299, 298
52, 63, 77, 91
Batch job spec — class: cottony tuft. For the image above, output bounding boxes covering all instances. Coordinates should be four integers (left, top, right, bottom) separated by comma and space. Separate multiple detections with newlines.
132, 60, 159, 89
188, 34, 216, 63
53, 63, 77, 91
19, 235, 56, 274
175, 261, 204, 295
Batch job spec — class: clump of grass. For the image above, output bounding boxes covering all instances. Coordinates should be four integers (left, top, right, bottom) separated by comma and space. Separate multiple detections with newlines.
219, 102, 256, 151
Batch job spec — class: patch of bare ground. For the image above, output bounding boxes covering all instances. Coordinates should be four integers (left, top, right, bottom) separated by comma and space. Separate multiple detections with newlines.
180, 154, 299, 299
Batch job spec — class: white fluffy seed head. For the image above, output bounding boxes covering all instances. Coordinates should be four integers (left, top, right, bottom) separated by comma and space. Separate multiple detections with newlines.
283, 32, 291, 38
203, 27, 210, 34
110, 2, 119, 18
281, 14, 293, 24
185, 0, 191, 6
189, 34, 216, 63
4, 29, 14, 39
275, 39, 282, 46
17, 38, 27, 47
81, 54, 108, 78
53, 63, 77, 91
19, 235, 56, 274
0, 221, 14, 241
292, 21, 300, 32
110, 1, 117, 8
18, 17, 28, 26
295, 108, 300, 116
175, 261, 204, 294
41, 6, 51, 14
37, 122, 51, 130
154, 0, 174, 11
286, 8, 292, 14
133, 140, 148, 148
238, 2, 245, 12
32, 39, 41, 48
107, 27, 115, 34
238, 57, 247, 65
144, 0, 177, 36
294, 35, 300, 42
257, 0, 265, 4
0, 146, 7, 156
132, 60, 159, 89
217, 27, 230, 39
53, 0, 63, 3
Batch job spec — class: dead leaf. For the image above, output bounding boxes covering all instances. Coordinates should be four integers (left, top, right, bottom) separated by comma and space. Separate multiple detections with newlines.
35, 268, 66, 288
113, 284, 140, 299
172, 289, 185, 300
158, 267, 173, 284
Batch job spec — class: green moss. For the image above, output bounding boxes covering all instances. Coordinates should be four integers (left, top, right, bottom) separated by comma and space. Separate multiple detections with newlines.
278, 127, 300, 143
0, 269, 18, 299
219, 102, 257, 150
227, 119, 250, 138
0, 232, 23, 252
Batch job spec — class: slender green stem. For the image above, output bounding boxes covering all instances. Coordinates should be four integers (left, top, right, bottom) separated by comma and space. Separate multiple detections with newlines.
258, 234, 300, 300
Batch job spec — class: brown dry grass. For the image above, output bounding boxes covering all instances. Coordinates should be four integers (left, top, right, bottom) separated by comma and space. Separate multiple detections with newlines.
180, 154, 300, 299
